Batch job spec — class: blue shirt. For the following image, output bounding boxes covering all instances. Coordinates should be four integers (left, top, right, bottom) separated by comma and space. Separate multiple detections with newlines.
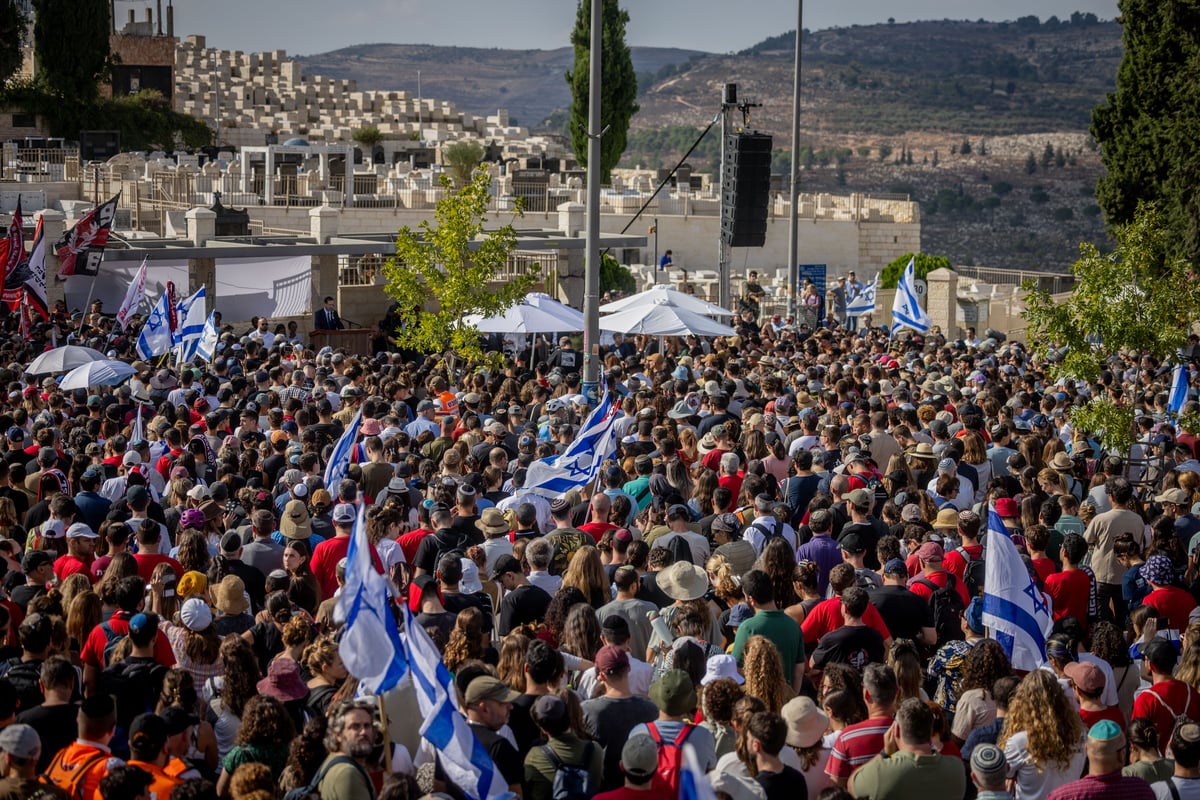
795, 534, 842, 596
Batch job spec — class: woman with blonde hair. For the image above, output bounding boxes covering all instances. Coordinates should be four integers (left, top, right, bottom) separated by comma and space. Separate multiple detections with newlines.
302, 636, 348, 718
497, 632, 531, 692
0, 497, 23, 544
742, 635, 795, 714
57, 573, 92, 615
960, 431, 991, 503
998, 669, 1086, 799
678, 427, 699, 467
66, 591, 102, 653
561, 545, 607, 608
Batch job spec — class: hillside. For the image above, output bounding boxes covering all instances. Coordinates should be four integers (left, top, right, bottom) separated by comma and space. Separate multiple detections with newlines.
297, 16, 1126, 271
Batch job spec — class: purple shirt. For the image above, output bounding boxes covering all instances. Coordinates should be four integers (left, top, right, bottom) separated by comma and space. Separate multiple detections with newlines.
796, 533, 842, 596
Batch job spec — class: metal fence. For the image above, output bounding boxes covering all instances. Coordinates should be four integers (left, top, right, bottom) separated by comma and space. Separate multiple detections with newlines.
954, 265, 1076, 294
341, 250, 558, 291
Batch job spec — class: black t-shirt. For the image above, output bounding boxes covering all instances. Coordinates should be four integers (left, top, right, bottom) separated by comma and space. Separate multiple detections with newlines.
10, 583, 45, 614
508, 693, 541, 755
811, 623, 885, 671
449, 514, 483, 546
413, 529, 474, 575
755, 765, 808, 800
636, 573, 672, 609
443, 591, 494, 634
838, 521, 882, 569
261, 453, 287, 487
498, 584, 551, 636
869, 585, 934, 642
17, 701, 79, 771
416, 610, 456, 643
467, 722, 524, 788
248, 621, 284, 674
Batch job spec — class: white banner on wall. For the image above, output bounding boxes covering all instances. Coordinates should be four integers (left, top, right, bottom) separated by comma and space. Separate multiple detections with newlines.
62, 255, 312, 322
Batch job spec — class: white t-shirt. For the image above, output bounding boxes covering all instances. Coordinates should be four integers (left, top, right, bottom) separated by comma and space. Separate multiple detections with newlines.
1155, 777, 1200, 800
1004, 729, 1087, 800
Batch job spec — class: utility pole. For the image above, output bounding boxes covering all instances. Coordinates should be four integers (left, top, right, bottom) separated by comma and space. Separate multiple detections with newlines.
581, 0, 603, 397
787, 3, 803, 320
718, 84, 735, 310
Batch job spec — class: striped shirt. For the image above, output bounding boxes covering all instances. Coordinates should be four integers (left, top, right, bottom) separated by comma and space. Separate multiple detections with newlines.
825, 715, 894, 780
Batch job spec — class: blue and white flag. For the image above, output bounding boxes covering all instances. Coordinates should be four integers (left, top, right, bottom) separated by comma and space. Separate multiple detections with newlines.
1169, 362, 1189, 414
173, 286, 207, 362
195, 312, 219, 363
324, 407, 363, 490
401, 604, 507, 800
891, 256, 931, 335
131, 405, 144, 445
523, 388, 619, 499
680, 743, 717, 800
847, 274, 878, 317
982, 507, 1051, 672
337, 503, 407, 693
135, 292, 174, 359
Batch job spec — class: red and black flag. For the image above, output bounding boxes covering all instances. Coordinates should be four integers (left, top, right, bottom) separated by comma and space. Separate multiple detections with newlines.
56, 193, 119, 278
0, 198, 25, 308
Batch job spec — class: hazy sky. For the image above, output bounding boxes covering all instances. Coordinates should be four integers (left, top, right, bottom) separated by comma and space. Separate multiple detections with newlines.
165, 0, 1121, 57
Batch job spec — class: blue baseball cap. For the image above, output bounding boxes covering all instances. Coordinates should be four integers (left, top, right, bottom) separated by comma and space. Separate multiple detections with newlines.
965, 596, 985, 635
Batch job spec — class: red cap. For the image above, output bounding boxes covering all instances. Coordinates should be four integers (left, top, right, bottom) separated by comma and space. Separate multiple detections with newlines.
994, 498, 1019, 518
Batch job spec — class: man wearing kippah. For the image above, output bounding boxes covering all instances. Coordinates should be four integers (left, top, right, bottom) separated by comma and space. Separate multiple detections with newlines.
1045, 720, 1153, 799
1155, 721, 1200, 799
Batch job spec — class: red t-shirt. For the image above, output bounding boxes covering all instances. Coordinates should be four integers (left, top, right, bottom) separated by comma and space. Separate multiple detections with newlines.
578, 522, 614, 542
1080, 704, 1126, 735
1032, 556, 1058, 585
942, 544, 983, 582
909, 570, 971, 608
1133, 679, 1200, 750
311, 534, 382, 599
801, 596, 891, 650
396, 528, 434, 564
1143, 586, 1198, 634
825, 716, 894, 780
134, 553, 183, 584
1044, 569, 1091, 623
717, 473, 744, 504
80, 611, 176, 670
701, 448, 729, 472
54, 554, 95, 584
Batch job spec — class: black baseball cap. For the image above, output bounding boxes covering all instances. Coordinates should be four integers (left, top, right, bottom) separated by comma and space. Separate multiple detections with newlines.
489, 554, 522, 581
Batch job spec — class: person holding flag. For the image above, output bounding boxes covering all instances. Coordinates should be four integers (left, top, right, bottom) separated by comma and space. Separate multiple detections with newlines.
982, 505, 1053, 673
891, 256, 931, 336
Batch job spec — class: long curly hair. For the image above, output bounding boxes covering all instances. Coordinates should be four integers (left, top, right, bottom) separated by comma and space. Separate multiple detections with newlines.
758, 538, 799, 610
887, 639, 925, 704
542, 587, 586, 645
219, 636, 261, 718
742, 635, 794, 714
443, 607, 486, 675
236, 695, 296, 746
176, 529, 210, 575
561, 603, 602, 662
733, 694, 767, 778
282, 715, 328, 792
157, 669, 199, 715
999, 669, 1083, 770
497, 632, 531, 692
1177, 638, 1200, 692
562, 546, 606, 605
1090, 621, 1133, 669
959, 639, 1013, 697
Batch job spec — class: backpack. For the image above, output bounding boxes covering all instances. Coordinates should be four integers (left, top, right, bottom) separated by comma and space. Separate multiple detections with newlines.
955, 546, 986, 599
539, 742, 595, 800
42, 749, 108, 799
1, 658, 45, 711
99, 620, 127, 667
917, 573, 966, 646
283, 755, 374, 800
100, 657, 169, 729
1144, 687, 1195, 733
646, 721, 695, 794
748, 518, 786, 546
429, 532, 468, 575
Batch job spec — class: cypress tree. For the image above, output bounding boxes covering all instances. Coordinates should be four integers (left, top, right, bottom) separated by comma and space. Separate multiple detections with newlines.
33, 0, 111, 101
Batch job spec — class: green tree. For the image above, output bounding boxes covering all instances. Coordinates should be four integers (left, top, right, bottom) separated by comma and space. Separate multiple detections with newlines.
382, 169, 540, 361
600, 252, 635, 295
880, 252, 953, 289
566, 0, 639, 183
33, 0, 111, 101
352, 126, 383, 148
0, 1, 27, 86
1092, 0, 1200, 267
1025, 152, 1038, 174
442, 140, 485, 187
1024, 205, 1200, 452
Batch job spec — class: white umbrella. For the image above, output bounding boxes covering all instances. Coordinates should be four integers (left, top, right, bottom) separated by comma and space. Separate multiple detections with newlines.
25, 345, 108, 376
600, 284, 735, 317
59, 360, 137, 391
465, 295, 585, 334
599, 300, 737, 337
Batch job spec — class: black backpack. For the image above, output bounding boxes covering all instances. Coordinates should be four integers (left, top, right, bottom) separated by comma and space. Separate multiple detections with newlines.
749, 518, 786, 545
0, 658, 43, 711
956, 546, 986, 599
917, 573, 966, 646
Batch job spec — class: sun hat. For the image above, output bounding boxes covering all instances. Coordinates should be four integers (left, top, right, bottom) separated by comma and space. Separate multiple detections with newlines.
459, 558, 483, 594
933, 508, 959, 530
701, 654, 744, 686
1050, 451, 1074, 472
781, 696, 830, 748
475, 507, 509, 536
657, 562, 709, 602
649, 670, 698, 716
214, 575, 249, 616
1141, 554, 1175, 586
257, 658, 308, 702
280, 499, 312, 540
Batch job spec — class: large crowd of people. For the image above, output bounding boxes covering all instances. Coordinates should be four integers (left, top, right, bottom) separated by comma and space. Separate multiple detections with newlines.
0, 292, 1199, 800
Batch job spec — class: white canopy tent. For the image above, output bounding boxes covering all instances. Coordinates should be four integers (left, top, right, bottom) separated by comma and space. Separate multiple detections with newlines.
599, 285, 734, 317
464, 292, 585, 334
599, 300, 737, 338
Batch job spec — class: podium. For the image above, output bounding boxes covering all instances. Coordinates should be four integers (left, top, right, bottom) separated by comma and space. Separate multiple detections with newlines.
310, 329, 372, 355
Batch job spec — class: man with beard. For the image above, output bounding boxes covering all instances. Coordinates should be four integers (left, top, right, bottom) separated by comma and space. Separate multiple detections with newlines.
315, 701, 376, 798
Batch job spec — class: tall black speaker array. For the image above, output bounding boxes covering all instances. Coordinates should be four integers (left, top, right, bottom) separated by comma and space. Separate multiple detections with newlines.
721, 131, 773, 248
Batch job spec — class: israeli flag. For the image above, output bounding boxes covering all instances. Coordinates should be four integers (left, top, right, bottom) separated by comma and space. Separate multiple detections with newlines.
847, 274, 878, 317
131, 405, 144, 445
1169, 363, 1189, 414
523, 387, 619, 499
135, 292, 174, 359
173, 287, 207, 362
324, 407, 363, 490
890, 256, 931, 335
681, 743, 717, 800
401, 604, 507, 800
982, 507, 1051, 672
195, 312, 219, 363
337, 503, 407, 693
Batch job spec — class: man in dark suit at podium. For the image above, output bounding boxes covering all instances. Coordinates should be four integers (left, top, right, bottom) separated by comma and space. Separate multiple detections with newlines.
314, 296, 345, 331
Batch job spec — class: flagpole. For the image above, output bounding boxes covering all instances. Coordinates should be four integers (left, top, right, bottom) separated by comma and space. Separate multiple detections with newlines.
79, 273, 100, 325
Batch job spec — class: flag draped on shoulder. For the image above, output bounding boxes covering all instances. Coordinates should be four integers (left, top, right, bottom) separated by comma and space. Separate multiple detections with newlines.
890, 256, 931, 335
846, 273, 878, 317
523, 387, 619, 498
0, 199, 26, 310
324, 408, 363, 490
56, 193, 119, 278
173, 286, 207, 362
982, 507, 1051, 672
195, 312, 219, 362
1169, 362, 1189, 414
401, 604, 507, 800
136, 292, 174, 360
116, 258, 148, 330
337, 504, 407, 693
21, 215, 47, 321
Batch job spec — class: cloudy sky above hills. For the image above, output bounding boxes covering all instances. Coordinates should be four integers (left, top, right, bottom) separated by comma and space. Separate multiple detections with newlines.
180, 1, 1120, 56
